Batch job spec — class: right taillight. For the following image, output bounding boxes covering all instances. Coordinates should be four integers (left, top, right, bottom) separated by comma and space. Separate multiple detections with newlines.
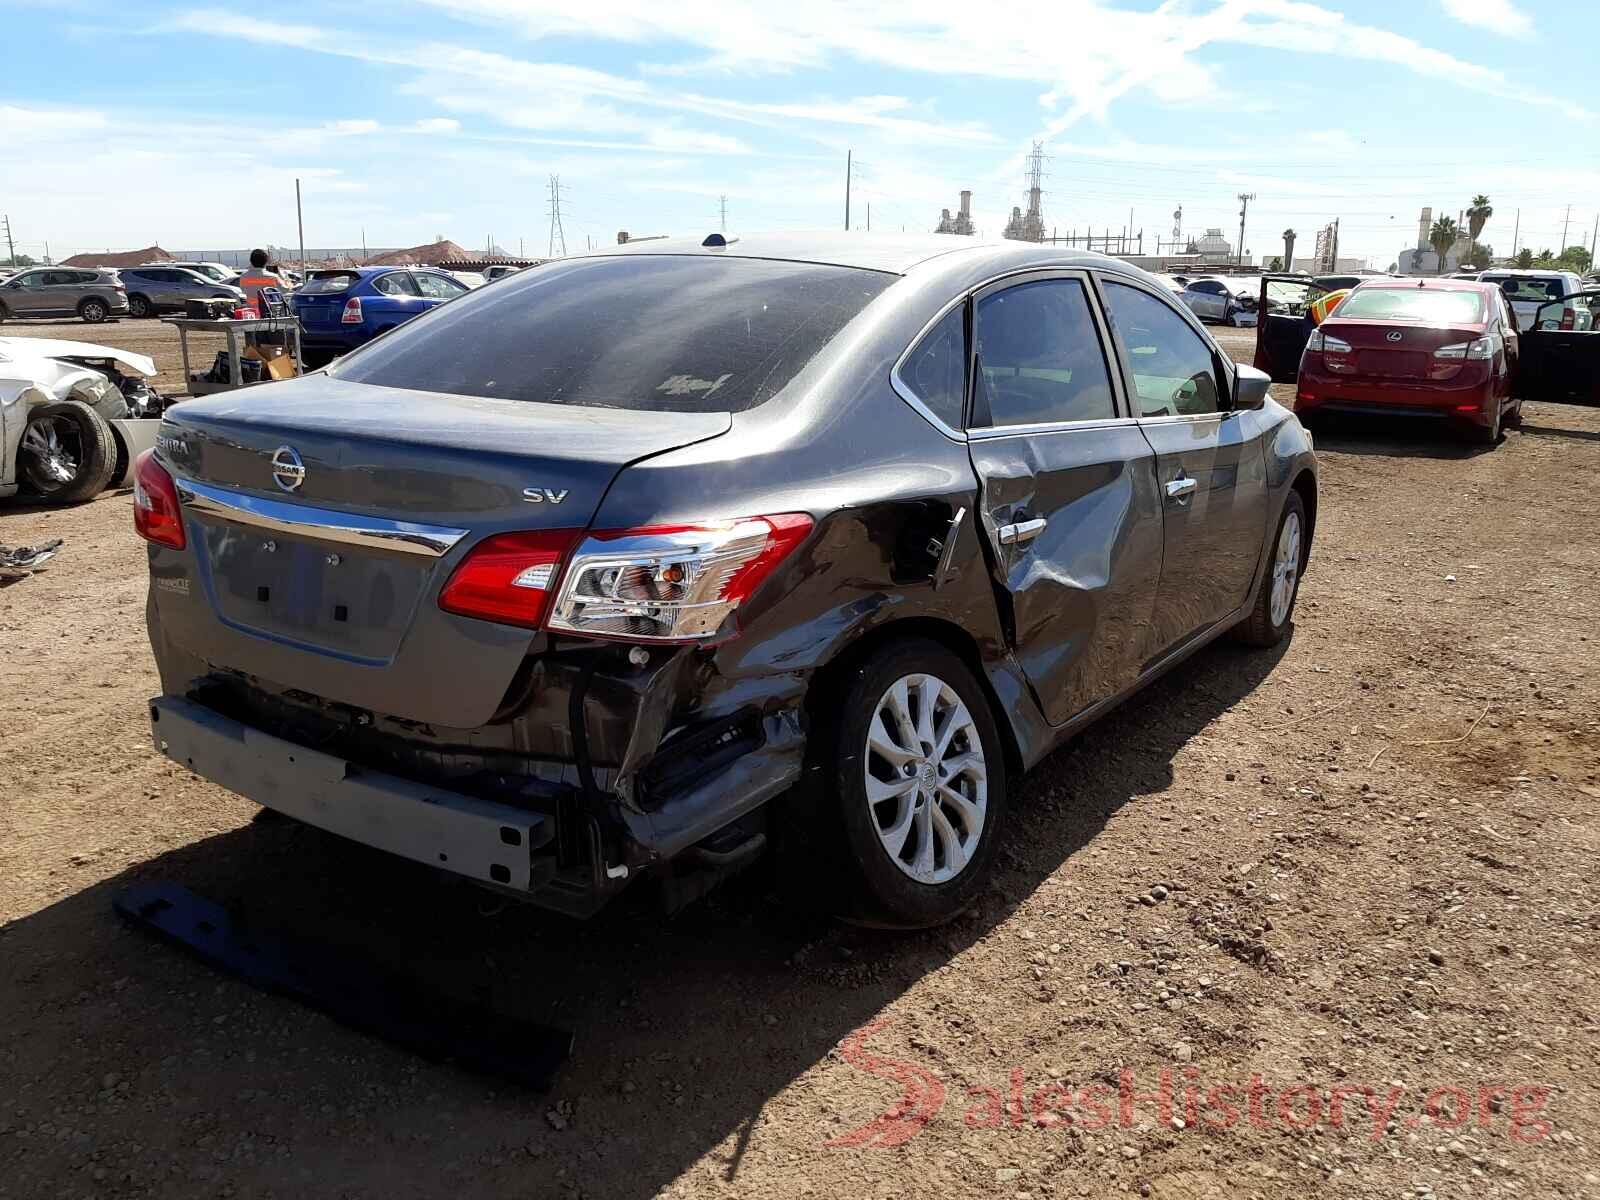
546, 514, 813, 643
341, 297, 363, 324
1560, 307, 1575, 331
133, 449, 186, 550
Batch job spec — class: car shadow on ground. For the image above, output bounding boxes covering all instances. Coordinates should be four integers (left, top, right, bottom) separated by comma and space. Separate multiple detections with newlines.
1517, 421, 1600, 443
1302, 414, 1497, 460
1, 634, 1289, 1199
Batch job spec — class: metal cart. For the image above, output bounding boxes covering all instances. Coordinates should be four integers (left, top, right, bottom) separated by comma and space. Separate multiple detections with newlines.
163, 316, 304, 397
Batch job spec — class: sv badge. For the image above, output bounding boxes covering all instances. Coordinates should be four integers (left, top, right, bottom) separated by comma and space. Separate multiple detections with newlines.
522, 488, 570, 505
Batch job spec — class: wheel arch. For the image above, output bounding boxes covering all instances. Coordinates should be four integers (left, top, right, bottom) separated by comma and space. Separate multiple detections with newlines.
802, 615, 1025, 782
1290, 467, 1317, 556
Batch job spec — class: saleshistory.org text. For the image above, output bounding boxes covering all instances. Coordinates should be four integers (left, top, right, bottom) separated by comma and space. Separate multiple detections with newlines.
825, 1020, 1554, 1151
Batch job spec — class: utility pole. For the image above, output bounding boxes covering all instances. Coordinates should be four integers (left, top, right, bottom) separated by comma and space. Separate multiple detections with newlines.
719, 194, 727, 233
1591, 213, 1599, 268
1330, 218, 1340, 270
295, 178, 306, 282
1560, 203, 1571, 252
361, 228, 367, 264
866, 202, 871, 232
1511, 208, 1520, 257
2, 215, 15, 267
547, 175, 567, 257
844, 150, 852, 231
1228, 192, 1254, 265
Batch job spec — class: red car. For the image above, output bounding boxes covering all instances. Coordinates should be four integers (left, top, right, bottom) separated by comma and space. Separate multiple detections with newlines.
1293, 278, 1520, 443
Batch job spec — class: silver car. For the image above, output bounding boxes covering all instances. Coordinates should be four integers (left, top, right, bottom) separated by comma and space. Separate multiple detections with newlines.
119, 266, 246, 318
0, 267, 129, 323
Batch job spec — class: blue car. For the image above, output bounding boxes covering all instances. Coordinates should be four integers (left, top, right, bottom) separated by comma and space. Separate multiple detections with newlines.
289, 266, 472, 366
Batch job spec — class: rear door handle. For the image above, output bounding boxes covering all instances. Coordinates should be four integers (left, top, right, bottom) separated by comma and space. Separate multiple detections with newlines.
997, 516, 1047, 545
1165, 476, 1198, 502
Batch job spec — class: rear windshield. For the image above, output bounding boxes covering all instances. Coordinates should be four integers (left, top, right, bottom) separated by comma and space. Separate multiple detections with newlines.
1336, 287, 1485, 324
331, 255, 895, 412
300, 272, 359, 295
1484, 276, 1564, 303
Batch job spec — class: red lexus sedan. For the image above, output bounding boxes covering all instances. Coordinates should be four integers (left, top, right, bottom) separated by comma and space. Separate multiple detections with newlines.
1294, 278, 1520, 443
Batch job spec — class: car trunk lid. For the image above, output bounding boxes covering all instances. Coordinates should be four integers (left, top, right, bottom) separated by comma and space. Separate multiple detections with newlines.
153, 375, 730, 726
1321, 319, 1484, 380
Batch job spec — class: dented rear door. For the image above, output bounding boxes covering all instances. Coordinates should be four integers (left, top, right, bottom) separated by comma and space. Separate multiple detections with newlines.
965, 271, 1163, 727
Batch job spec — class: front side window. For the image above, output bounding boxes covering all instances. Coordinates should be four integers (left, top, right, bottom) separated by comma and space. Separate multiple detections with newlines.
333, 255, 894, 412
899, 305, 966, 430
971, 279, 1116, 427
1101, 280, 1223, 418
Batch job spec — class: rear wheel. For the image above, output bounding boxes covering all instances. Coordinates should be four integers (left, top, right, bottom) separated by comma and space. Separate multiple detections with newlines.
1471, 400, 1501, 446
128, 293, 153, 319
816, 640, 1008, 927
78, 297, 109, 324
1502, 395, 1523, 428
1234, 491, 1307, 647
17, 400, 117, 503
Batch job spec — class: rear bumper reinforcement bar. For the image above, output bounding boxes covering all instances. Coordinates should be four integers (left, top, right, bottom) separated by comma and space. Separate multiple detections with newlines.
150, 695, 552, 891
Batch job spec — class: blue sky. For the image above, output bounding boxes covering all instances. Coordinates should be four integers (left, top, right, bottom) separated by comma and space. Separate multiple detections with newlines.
3, 0, 1595, 267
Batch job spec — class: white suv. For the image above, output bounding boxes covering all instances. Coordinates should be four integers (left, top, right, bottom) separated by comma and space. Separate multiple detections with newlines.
1478, 270, 1590, 331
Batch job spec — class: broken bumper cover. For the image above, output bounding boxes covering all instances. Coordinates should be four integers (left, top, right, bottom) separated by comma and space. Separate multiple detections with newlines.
149, 695, 555, 892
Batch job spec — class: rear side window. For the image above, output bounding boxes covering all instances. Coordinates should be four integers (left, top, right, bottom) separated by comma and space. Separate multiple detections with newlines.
415, 272, 466, 299
972, 279, 1115, 427
333, 256, 895, 412
373, 272, 419, 297
1101, 281, 1222, 417
301, 272, 358, 295
899, 306, 966, 430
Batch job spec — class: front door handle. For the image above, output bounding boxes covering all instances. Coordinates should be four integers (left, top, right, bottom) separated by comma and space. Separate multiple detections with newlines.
1165, 476, 1198, 502
998, 516, 1047, 545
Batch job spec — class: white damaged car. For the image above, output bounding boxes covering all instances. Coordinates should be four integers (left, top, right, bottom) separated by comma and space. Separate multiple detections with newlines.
1, 337, 166, 503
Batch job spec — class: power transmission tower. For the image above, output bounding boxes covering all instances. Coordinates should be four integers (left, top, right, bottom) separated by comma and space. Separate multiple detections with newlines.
1236, 193, 1256, 266
719, 194, 728, 233
547, 175, 568, 258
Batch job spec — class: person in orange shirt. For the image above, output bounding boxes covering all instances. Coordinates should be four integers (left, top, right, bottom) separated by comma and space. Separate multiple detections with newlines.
237, 248, 283, 316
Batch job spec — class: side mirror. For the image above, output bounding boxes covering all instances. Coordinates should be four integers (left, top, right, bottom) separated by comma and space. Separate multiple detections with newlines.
1233, 363, 1271, 411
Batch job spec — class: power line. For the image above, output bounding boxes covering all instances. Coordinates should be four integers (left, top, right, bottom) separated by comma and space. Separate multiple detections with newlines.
547, 175, 567, 258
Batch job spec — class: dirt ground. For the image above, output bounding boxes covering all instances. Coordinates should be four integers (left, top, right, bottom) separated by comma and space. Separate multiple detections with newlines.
2, 318, 1597, 1200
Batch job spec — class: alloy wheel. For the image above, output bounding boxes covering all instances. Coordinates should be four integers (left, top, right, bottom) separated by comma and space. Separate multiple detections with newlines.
1269, 510, 1302, 627
20, 416, 82, 487
863, 672, 988, 885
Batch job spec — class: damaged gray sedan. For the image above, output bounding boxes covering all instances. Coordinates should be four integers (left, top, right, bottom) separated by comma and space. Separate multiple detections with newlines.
138, 234, 1317, 925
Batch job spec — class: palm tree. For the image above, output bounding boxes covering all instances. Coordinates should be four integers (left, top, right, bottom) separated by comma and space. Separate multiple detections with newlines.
1429, 216, 1460, 274
1466, 195, 1493, 264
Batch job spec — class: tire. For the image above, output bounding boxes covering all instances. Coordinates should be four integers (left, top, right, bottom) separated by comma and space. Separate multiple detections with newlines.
128, 293, 153, 319
0, 299, 8, 322
1234, 490, 1307, 647
78, 297, 109, 324
815, 639, 1009, 927
1471, 401, 1501, 446
17, 400, 118, 503
1502, 396, 1523, 429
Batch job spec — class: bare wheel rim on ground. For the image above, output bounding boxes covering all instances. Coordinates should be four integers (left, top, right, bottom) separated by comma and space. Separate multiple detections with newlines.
863, 672, 988, 885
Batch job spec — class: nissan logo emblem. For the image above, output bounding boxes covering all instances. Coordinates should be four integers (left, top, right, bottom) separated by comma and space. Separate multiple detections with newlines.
270, 446, 306, 492
1386, 330, 1403, 342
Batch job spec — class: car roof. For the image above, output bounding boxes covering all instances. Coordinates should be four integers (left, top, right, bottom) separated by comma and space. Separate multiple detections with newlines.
1479, 268, 1572, 277
586, 231, 1135, 276
1352, 276, 1491, 292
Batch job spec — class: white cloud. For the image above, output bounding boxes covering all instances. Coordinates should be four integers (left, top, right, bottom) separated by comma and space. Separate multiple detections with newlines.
1439, 0, 1532, 38
413, 117, 460, 133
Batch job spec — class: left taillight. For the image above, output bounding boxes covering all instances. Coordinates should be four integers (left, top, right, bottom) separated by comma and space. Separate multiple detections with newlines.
438, 529, 580, 629
133, 449, 186, 550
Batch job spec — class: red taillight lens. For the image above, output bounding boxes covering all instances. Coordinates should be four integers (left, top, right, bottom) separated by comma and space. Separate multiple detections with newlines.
341, 297, 363, 324
438, 530, 580, 629
1560, 308, 1575, 331
133, 449, 186, 550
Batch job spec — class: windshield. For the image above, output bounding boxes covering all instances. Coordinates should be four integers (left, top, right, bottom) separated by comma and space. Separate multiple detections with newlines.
1485, 276, 1565, 303
332, 255, 894, 412
299, 272, 359, 295
1335, 287, 1485, 324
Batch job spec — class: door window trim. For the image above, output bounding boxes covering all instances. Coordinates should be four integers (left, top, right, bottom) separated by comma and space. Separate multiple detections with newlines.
1090, 270, 1238, 426
889, 294, 970, 441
